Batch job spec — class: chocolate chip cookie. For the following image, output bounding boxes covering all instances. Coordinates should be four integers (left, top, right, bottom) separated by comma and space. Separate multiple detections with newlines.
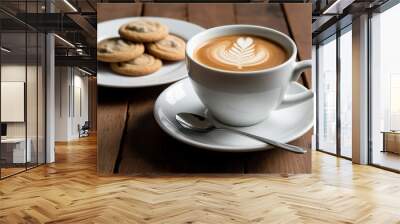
147, 34, 186, 61
97, 37, 144, 62
119, 20, 169, 43
110, 53, 162, 76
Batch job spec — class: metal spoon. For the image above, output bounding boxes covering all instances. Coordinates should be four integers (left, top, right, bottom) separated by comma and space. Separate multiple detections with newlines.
176, 113, 306, 154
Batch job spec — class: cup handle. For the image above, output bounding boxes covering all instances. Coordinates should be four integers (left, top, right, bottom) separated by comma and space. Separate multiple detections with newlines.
276, 60, 313, 110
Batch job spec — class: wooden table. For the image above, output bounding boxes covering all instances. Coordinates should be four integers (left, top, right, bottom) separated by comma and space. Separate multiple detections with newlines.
97, 3, 312, 175
381, 131, 400, 154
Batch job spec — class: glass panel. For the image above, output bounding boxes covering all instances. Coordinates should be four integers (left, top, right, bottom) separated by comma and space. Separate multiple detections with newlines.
312, 45, 317, 151
339, 28, 352, 158
26, 0, 40, 170
1, 31, 27, 177
38, 33, 45, 165
371, 3, 400, 171
317, 36, 337, 154
0, 0, 46, 179
27, 31, 38, 169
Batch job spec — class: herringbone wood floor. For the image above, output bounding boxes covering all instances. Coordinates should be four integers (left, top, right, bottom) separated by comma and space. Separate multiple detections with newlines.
1, 135, 400, 223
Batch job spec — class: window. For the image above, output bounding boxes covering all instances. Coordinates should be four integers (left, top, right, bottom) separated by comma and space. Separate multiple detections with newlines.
316, 25, 353, 159
390, 75, 400, 130
0, 2, 46, 179
339, 28, 352, 158
317, 36, 337, 154
370, 2, 400, 171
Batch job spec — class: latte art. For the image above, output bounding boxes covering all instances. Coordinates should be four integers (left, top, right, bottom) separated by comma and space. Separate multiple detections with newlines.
211, 37, 269, 69
194, 35, 288, 72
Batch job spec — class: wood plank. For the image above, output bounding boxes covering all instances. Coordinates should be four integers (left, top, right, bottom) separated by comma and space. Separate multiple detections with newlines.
283, 3, 312, 88
234, 3, 289, 35
3, 137, 400, 223
116, 3, 187, 173
97, 3, 143, 23
117, 88, 245, 174
97, 88, 128, 175
282, 3, 313, 172
88, 77, 97, 132
96, 3, 143, 175
117, 4, 244, 173
187, 3, 235, 28
235, 3, 311, 173
143, 3, 188, 20
245, 132, 312, 173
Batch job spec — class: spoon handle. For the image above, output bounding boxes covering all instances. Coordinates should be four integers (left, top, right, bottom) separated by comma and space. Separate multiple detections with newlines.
221, 127, 307, 154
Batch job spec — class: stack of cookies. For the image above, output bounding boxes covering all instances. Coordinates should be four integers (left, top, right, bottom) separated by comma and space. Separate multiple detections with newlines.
97, 20, 186, 76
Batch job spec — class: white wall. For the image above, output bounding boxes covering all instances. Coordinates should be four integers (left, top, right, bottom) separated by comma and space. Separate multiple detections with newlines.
55, 66, 70, 141
1, 65, 26, 139
54, 67, 89, 141
1, 63, 46, 164
72, 74, 89, 138
1, 65, 37, 138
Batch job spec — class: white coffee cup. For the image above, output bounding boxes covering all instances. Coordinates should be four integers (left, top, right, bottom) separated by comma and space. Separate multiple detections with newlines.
186, 24, 313, 126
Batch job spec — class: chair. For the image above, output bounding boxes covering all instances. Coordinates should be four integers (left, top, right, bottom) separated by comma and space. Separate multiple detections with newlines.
78, 121, 90, 138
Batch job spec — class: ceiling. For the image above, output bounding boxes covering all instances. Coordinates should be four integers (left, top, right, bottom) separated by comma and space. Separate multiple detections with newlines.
312, 0, 392, 43
0, 0, 96, 72
1, 0, 396, 71
0, 0, 96, 14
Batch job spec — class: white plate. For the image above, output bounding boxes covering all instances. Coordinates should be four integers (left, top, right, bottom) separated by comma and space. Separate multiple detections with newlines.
97, 17, 205, 88
154, 78, 314, 152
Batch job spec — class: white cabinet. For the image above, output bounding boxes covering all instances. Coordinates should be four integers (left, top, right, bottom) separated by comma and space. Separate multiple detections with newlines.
1, 138, 32, 163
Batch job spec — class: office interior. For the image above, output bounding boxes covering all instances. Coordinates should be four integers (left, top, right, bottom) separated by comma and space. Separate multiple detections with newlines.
0, 0, 399, 223
0, 0, 96, 179
312, 0, 400, 172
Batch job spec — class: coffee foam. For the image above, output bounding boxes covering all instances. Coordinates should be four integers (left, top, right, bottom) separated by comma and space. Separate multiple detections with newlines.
210, 37, 269, 69
194, 35, 287, 72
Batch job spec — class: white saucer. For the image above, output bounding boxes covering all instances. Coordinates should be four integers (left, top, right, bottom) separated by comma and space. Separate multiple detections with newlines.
154, 78, 314, 152
97, 17, 205, 88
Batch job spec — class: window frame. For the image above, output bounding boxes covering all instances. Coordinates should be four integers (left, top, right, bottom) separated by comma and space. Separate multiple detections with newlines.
315, 24, 353, 160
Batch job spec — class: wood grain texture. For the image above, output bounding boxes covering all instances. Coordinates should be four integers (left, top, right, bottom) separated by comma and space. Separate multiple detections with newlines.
235, 3, 311, 174
283, 3, 312, 88
117, 4, 244, 174
235, 3, 289, 34
97, 4, 143, 175
97, 3, 313, 175
88, 77, 97, 132
97, 88, 128, 175
1, 136, 400, 223
187, 3, 236, 28
97, 3, 143, 23
143, 3, 188, 20
281, 3, 313, 173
